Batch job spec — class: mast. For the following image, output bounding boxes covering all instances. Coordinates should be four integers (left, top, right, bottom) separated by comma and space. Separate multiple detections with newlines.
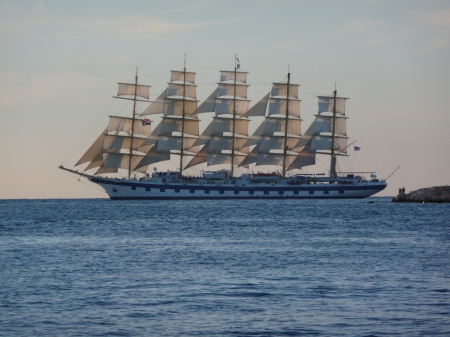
231, 54, 237, 178
179, 54, 186, 177
282, 71, 290, 178
187, 68, 249, 171
77, 71, 152, 176
128, 67, 138, 179
245, 79, 301, 171
330, 88, 337, 177
140, 67, 199, 172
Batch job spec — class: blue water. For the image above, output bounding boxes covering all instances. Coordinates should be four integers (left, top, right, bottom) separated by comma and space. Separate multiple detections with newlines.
1, 198, 449, 336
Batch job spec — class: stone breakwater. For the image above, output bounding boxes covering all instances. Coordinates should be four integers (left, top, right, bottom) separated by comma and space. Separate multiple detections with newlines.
392, 185, 450, 203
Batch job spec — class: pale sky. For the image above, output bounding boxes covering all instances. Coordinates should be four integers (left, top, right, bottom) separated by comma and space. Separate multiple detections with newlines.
1, 0, 449, 199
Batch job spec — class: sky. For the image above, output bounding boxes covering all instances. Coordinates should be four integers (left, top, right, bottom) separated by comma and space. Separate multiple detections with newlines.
1, 0, 449, 199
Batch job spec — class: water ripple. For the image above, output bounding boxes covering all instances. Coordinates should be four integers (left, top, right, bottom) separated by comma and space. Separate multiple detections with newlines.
1, 198, 449, 336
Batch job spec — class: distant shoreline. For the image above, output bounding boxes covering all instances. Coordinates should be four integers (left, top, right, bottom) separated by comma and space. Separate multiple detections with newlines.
392, 186, 450, 203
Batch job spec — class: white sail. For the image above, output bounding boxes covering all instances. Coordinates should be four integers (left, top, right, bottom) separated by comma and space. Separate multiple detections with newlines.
220, 70, 248, 83
94, 165, 118, 175
161, 117, 199, 136
208, 153, 247, 166
215, 99, 249, 116
296, 121, 315, 147
304, 93, 349, 171
218, 83, 248, 98
243, 121, 266, 147
170, 70, 196, 84
84, 153, 104, 171
167, 83, 197, 99
133, 144, 170, 172
183, 67, 252, 172
117, 83, 150, 100
317, 96, 347, 116
271, 83, 299, 99
77, 79, 156, 175
184, 141, 209, 169
163, 99, 198, 117
102, 152, 145, 170
267, 99, 300, 118
107, 116, 151, 136
140, 69, 201, 167
239, 143, 259, 167
310, 135, 348, 153
237, 77, 303, 172
192, 121, 214, 147
76, 128, 107, 166
194, 89, 218, 114
138, 119, 163, 148
77, 119, 153, 173
157, 136, 198, 153
103, 135, 151, 154
263, 117, 301, 135
209, 136, 249, 153
313, 115, 347, 136
140, 90, 166, 116
288, 138, 316, 170
259, 136, 300, 152
256, 153, 297, 167
245, 93, 269, 117
212, 117, 249, 136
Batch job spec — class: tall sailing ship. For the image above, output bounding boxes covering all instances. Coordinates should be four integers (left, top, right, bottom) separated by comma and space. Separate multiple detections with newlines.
60, 59, 387, 199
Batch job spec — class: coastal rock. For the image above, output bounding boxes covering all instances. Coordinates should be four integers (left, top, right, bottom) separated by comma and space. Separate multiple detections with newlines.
392, 185, 450, 203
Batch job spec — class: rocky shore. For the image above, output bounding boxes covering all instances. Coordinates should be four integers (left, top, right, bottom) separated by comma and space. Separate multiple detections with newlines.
392, 185, 450, 203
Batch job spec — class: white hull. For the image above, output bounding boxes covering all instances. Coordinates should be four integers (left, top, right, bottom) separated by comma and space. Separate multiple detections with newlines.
90, 176, 387, 200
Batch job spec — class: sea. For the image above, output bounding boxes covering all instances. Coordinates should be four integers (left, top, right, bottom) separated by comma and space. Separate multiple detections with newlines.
0, 198, 449, 336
